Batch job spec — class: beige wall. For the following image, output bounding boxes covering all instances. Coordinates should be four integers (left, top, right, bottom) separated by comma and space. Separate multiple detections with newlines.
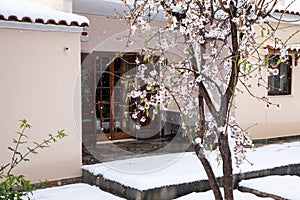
0, 27, 82, 182
80, 14, 183, 58
236, 22, 300, 139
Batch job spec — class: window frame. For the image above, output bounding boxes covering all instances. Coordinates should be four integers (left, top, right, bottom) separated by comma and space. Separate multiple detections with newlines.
267, 54, 293, 96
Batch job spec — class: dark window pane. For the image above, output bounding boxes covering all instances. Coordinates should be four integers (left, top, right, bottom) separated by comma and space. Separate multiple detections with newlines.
102, 88, 110, 102
114, 72, 121, 86
102, 104, 110, 118
95, 104, 101, 118
114, 58, 121, 72
102, 73, 110, 87
95, 88, 101, 103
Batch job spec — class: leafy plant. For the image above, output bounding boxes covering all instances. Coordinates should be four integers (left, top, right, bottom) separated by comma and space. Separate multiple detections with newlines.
0, 119, 67, 200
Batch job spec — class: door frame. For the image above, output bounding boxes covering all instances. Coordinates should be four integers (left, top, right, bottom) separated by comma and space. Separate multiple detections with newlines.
94, 52, 137, 141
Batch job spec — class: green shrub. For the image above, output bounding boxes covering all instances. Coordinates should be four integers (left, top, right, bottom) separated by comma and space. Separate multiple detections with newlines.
0, 119, 67, 200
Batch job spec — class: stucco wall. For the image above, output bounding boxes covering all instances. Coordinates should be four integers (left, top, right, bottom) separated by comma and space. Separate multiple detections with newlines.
0, 27, 82, 182
79, 14, 183, 57
235, 22, 300, 139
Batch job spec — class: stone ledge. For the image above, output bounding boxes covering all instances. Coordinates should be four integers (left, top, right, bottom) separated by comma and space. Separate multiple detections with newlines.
82, 164, 300, 200
82, 169, 211, 200
32, 176, 82, 190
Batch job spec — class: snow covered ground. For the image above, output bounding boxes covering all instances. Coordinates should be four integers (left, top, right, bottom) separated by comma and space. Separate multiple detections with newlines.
24, 183, 124, 200
174, 190, 273, 200
24, 141, 300, 199
239, 175, 300, 200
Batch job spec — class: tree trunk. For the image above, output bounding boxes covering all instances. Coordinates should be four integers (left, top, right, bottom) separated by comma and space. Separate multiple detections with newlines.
194, 143, 223, 200
219, 133, 234, 200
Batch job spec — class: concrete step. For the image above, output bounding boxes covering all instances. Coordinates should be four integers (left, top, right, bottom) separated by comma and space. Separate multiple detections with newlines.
82, 163, 300, 200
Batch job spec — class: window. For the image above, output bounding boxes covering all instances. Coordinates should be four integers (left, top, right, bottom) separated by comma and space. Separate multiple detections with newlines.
268, 55, 292, 96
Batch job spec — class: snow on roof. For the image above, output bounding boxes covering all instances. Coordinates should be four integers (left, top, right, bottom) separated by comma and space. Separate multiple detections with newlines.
0, 0, 89, 27
73, 0, 125, 17
73, 0, 165, 21
265, 44, 300, 52
271, 0, 300, 23
274, 0, 300, 14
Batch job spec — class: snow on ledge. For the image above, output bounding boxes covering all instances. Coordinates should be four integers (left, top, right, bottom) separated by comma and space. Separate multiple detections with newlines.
0, 0, 89, 28
82, 141, 300, 190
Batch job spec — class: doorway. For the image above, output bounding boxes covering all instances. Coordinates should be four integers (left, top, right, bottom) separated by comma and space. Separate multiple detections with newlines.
82, 52, 162, 144
94, 53, 137, 141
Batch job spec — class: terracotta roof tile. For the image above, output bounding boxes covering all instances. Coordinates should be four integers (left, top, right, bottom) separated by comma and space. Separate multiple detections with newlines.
0, 0, 89, 28
274, 9, 300, 16
22, 16, 32, 23
0, 14, 89, 27
35, 18, 44, 24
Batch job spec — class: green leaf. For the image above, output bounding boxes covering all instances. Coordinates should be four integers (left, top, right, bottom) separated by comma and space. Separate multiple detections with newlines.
243, 60, 247, 73
238, 18, 242, 27
152, 114, 155, 121
264, 57, 269, 66
248, 64, 253, 73
238, 58, 242, 66
277, 58, 282, 66
260, 29, 264, 37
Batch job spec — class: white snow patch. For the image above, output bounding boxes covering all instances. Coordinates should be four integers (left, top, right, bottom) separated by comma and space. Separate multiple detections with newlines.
82, 141, 300, 190
24, 183, 124, 200
175, 190, 273, 200
275, 0, 300, 13
0, 0, 89, 26
239, 175, 300, 200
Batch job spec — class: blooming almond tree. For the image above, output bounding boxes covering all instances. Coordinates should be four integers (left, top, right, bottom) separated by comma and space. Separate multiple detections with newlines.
120, 0, 296, 199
